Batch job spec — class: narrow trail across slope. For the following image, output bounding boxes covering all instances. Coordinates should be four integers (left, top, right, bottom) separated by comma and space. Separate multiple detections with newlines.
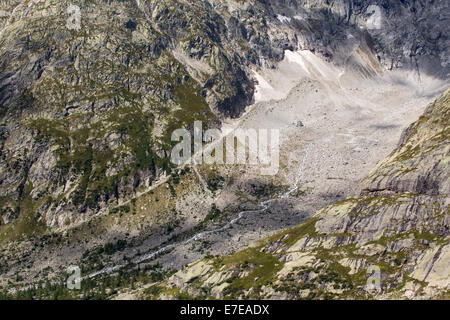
87, 143, 313, 279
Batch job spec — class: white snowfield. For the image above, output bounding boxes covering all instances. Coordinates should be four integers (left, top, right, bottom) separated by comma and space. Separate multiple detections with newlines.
253, 50, 344, 104
276, 14, 292, 24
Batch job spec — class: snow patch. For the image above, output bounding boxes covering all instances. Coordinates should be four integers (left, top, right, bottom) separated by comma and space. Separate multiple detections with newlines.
277, 14, 291, 24
284, 50, 312, 77
253, 71, 284, 102
285, 50, 342, 81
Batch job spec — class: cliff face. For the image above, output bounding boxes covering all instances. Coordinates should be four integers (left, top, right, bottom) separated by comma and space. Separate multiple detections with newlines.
273, 0, 449, 75
361, 91, 449, 196
149, 89, 449, 300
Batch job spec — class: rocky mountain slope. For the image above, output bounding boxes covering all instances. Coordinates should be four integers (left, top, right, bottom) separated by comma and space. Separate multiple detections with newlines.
148, 89, 449, 300
1, 0, 448, 237
0, 0, 448, 298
